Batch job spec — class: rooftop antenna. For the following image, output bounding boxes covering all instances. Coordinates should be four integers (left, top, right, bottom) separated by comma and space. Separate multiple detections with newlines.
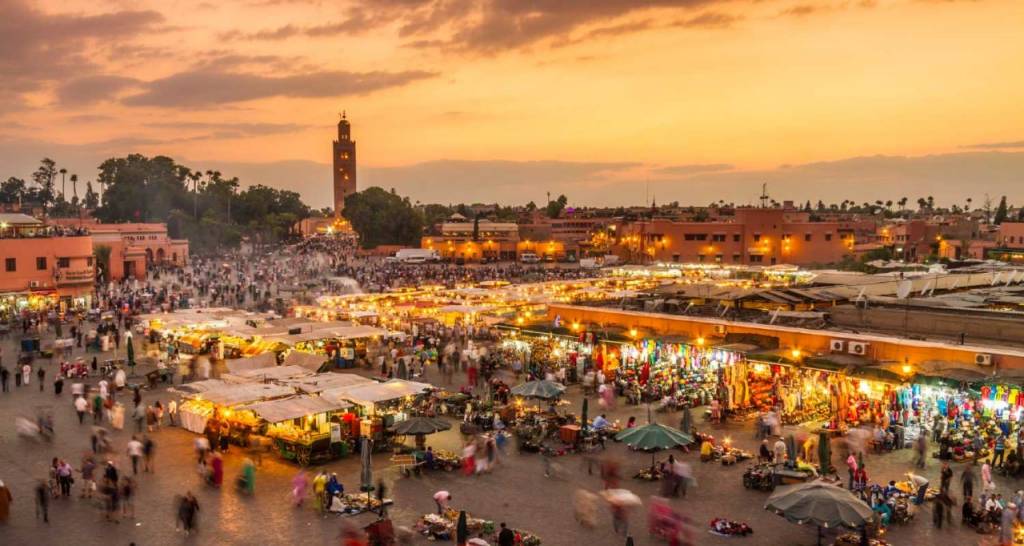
759, 183, 770, 208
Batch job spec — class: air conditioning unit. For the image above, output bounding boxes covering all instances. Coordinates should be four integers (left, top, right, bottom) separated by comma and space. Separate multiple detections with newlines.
829, 339, 847, 353
28, 280, 41, 288
713, 324, 727, 335
848, 341, 869, 356
975, 353, 993, 367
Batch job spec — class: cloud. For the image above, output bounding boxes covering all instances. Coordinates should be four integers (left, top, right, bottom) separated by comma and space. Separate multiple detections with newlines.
672, 11, 743, 28
227, 8, 384, 40
962, 140, 1024, 150
149, 121, 315, 138
778, 4, 822, 17
348, 0, 738, 53
57, 75, 140, 105
654, 163, 735, 175
0, 0, 163, 102
122, 68, 438, 107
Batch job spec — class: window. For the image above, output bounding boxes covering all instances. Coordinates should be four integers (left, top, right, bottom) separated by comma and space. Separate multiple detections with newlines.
697, 254, 706, 262
4, 258, 14, 272
825, 233, 833, 242
782, 234, 791, 242
57, 257, 70, 268
732, 234, 741, 242
712, 234, 726, 242
732, 253, 742, 262
715, 254, 724, 263
749, 255, 764, 263
672, 254, 680, 263
771, 257, 777, 265
683, 233, 707, 241
752, 234, 761, 242
36, 257, 47, 270
804, 233, 812, 242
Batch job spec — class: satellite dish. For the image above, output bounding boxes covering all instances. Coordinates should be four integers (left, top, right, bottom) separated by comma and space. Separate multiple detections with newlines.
896, 280, 913, 299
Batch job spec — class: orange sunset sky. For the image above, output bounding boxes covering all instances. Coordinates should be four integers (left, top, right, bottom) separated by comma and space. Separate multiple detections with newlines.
1, 0, 1022, 208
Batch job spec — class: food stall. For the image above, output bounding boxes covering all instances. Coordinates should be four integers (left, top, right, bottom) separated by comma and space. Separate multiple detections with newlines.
178, 383, 295, 434
321, 379, 434, 445
240, 395, 355, 465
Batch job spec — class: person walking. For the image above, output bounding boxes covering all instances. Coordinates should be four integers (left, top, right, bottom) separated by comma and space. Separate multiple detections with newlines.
127, 436, 144, 475
940, 462, 953, 495
143, 436, 155, 473
34, 480, 49, 523
75, 394, 89, 424
994, 435, 1007, 468
120, 477, 135, 518
56, 460, 73, 497
36, 366, 44, 392
176, 492, 199, 535
0, 479, 11, 523
80, 457, 96, 499
0, 365, 8, 392
983, 459, 996, 494
291, 470, 309, 507
846, 453, 858, 489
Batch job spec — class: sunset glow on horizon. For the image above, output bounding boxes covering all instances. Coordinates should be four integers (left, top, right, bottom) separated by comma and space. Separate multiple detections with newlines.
2, 0, 1023, 207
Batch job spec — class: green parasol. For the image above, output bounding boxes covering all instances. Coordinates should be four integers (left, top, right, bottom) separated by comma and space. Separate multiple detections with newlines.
456, 510, 469, 546
765, 482, 874, 546
615, 422, 694, 451
510, 380, 566, 399
391, 416, 451, 450
126, 336, 136, 375
391, 416, 451, 436
818, 432, 831, 475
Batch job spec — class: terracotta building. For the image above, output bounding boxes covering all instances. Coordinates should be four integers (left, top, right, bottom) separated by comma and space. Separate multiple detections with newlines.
991, 222, 1024, 262
0, 213, 94, 312
614, 208, 854, 266
51, 219, 188, 281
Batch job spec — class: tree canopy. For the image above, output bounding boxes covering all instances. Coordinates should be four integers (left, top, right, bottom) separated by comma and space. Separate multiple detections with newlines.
88, 154, 311, 252
342, 187, 424, 248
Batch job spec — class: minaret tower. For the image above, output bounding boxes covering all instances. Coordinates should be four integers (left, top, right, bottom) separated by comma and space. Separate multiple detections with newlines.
332, 111, 357, 215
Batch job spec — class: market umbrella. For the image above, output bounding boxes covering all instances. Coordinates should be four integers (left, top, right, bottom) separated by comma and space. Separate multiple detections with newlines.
764, 482, 874, 546
456, 510, 469, 546
581, 398, 589, 433
391, 416, 451, 450
616, 423, 694, 451
360, 437, 374, 505
126, 337, 136, 375
510, 380, 566, 400
818, 432, 832, 475
615, 422, 694, 466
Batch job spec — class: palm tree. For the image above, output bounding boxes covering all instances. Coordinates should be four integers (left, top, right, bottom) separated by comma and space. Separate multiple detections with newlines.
70, 174, 78, 200
898, 197, 908, 211
965, 197, 973, 212
885, 200, 893, 213
59, 168, 67, 201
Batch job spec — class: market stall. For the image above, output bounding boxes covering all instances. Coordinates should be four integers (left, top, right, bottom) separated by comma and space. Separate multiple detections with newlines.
321, 379, 433, 445
178, 383, 295, 434
240, 395, 354, 465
